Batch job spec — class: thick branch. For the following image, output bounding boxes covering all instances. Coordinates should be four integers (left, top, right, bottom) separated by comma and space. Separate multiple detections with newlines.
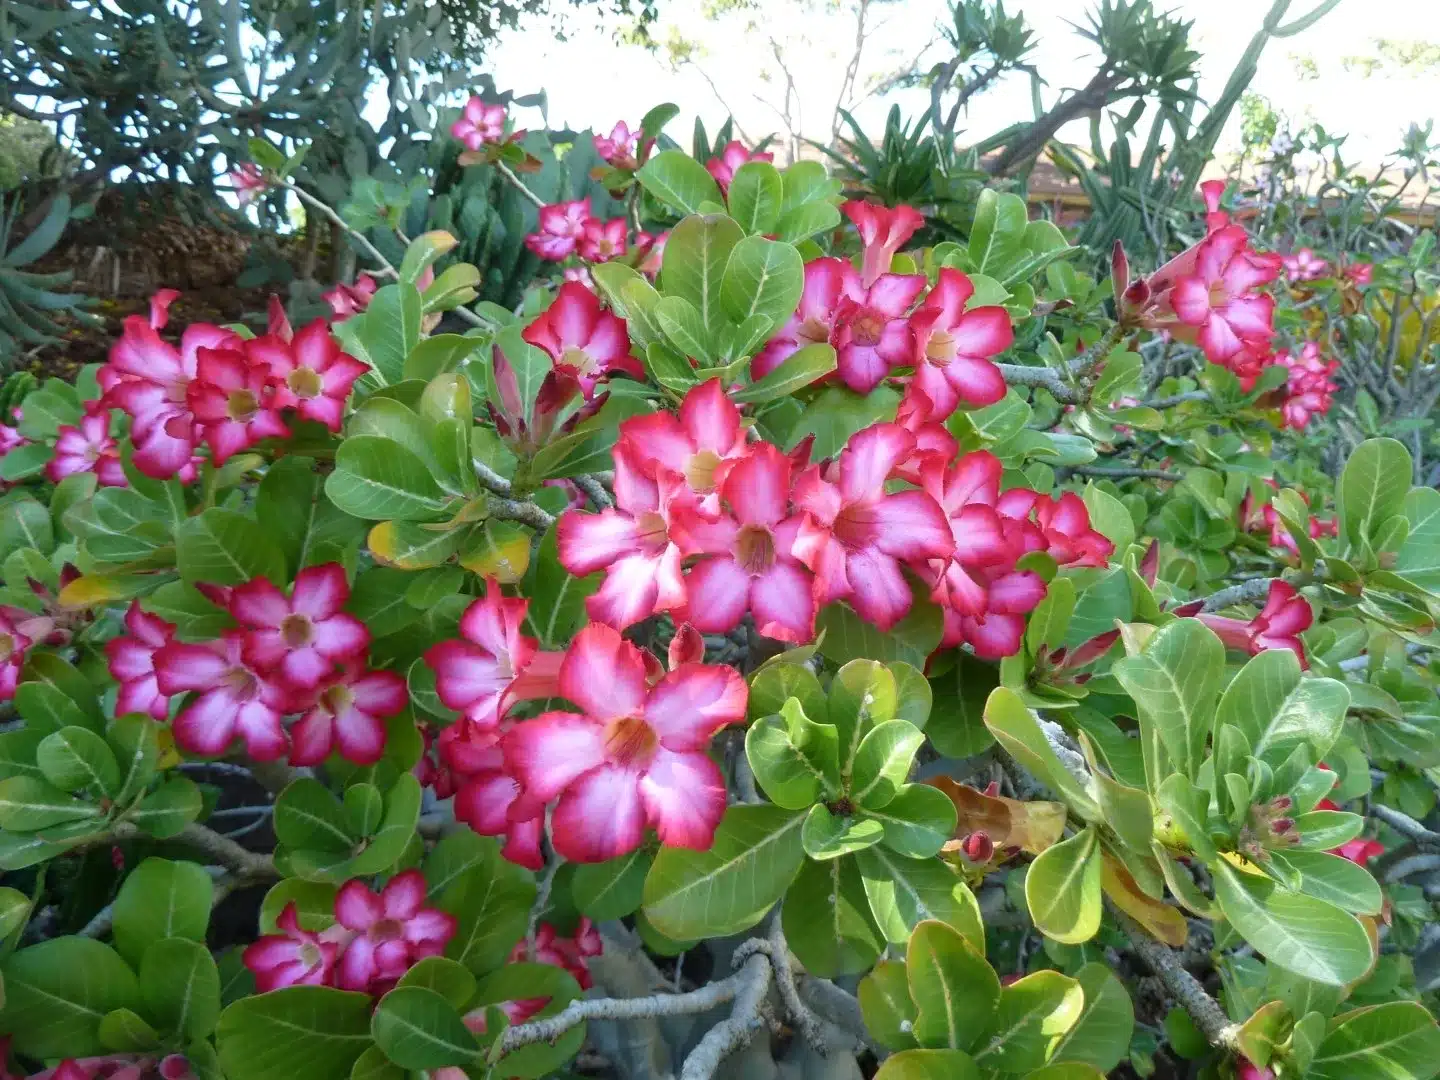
986, 70, 1124, 176
679, 954, 773, 1080
112, 822, 277, 881
1146, 390, 1212, 409
1068, 465, 1182, 482
572, 474, 614, 510
1372, 804, 1440, 850
1114, 908, 1241, 1052
998, 320, 1127, 405
487, 495, 556, 531
746, 917, 827, 1053
1199, 570, 1316, 613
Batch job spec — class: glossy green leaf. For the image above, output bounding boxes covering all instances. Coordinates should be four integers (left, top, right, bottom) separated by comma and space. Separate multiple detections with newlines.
141, 937, 221, 1041
1309, 1001, 1440, 1080
802, 803, 885, 859
216, 986, 373, 1080
873, 1049, 981, 1080
0, 937, 140, 1058
1213, 648, 1350, 768
1339, 438, 1411, 546
855, 846, 983, 948
326, 436, 450, 522
1046, 962, 1135, 1074
859, 959, 919, 1050
112, 857, 213, 968
720, 233, 804, 329
571, 847, 653, 921
1025, 827, 1103, 944
782, 855, 883, 978
661, 213, 744, 336
1113, 618, 1224, 781
907, 919, 999, 1051
727, 161, 783, 233
732, 343, 836, 403
850, 719, 925, 809
637, 151, 725, 215
36, 725, 119, 795
970, 969, 1085, 1074
175, 508, 287, 587
861, 783, 957, 859
371, 986, 478, 1069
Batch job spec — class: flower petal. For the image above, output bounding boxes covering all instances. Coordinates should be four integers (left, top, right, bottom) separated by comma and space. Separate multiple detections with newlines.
638, 748, 728, 850
556, 509, 641, 574
335, 880, 383, 930
503, 711, 607, 801
559, 623, 650, 720
680, 556, 751, 635
644, 662, 747, 751
551, 764, 646, 862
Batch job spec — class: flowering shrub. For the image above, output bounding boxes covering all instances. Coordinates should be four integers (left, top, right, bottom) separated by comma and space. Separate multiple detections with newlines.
0, 97, 1437, 1080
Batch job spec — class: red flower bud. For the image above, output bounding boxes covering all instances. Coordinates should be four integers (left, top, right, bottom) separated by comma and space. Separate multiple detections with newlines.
962, 832, 995, 863
1111, 240, 1130, 302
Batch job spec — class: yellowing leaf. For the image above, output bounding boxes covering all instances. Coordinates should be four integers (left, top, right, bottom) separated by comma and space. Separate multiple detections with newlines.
459, 522, 531, 582
57, 575, 145, 608
927, 776, 1066, 855
1101, 853, 1187, 947
155, 726, 182, 770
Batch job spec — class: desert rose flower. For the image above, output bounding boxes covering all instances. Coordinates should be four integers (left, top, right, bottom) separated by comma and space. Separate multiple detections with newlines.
792, 423, 955, 630
907, 268, 1012, 416
1332, 836, 1384, 867
1275, 342, 1338, 430
230, 163, 269, 205
634, 230, 667, 276
153, 631, 291, 760
0, 607, 34, 701
334, 871, 457, 994
557, 443, 691, 629
1282, 247, 1328, 282
832, 271, 928, 394
521, 281, 641, 399
243, 902, 341, 992
423, 580, 563, 731
229, 564, 369, 691
450, 96, 507, 150
503, 622, 747, 861
843, 200, 924, 287
1236, 1064, 1274, 1080
452, 741, 546, 871
1150, 225, 1280, 366
752, 257, 851, 379
1198, 179, 1230, 232
673, 443, 816, 642
1197, 580, 1312, 667
322, 274, 378, 321
525, 200, 591, 260
46, 407, 126, 487
577, 217, 627, 263
618, 378, 746, 504
186, 346, 289, 463
489, 919, 604, 1023
288, 663, 407, 766
1342, 260, 1373, 287
248, 320, 368, 432
594, 121, 645, 169
705, 140, 773, 193
104, 602, 178, 721
995, 489, 1114, 568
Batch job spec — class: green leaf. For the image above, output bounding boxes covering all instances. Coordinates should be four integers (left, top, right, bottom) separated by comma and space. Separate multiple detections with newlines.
470, 963, 585, 1078
782, 855, 883, 979
275, 778, 358, 853
855, 846, 983, 948
1212, 861, 1373, 985
732, 343, 836, 403
0, 774, 100, 830
720, 234, 804, 329
98, 1007, 160, 1052
1155, 773, 1218, 862
655, 294, 713, 361
1025, 827, 1103, 944
774, 199, 842, 244
175, 508, 287, 587
637, 151, 725, 215
817, 589, 944, 669
859, 960, 919, 1050
571, 848, 653, 921
971, 969, 1085, 1073
641, 803, 806, 940
326, 436, 450, 522
1214, 648, 1350, 768
107, 715, 159, 806
343, 773, 422, 876
21, 651, 104, 728
748, 661, 827, 720
850, 719, 925, 809
968, 189, 1029, 276
926, 653, 999, 758
1394, 486, 1440, 593
1339, 438, 1412, 546
0, 937, 140, 1058
216, 986, 373, 1080
129, 775, 203, 838
141, 937, 221, 1041
661, 213, 744, 336
437, 838, 535, 976
1047, 962, 1135, 1074
802, 802, 885, 859
1309, 1002, 1440, 1080
335, 283, 422, 386
861, 783, 957, 859
727, 161, 784, 233
1273, 849, 1383, 915
787, 383, 900, 460
907, 919, 999, 1052
111, 857, 213, 968
873, 1049, 982, 1080
0, 494, 53, 560
745, 710, 827, 810
0, 885, 30, 940
397, 957, 476, 1012
256, 456, 364, 576
36, 725, 119, 795
371, 986, 479, 1069
1112, 618, 1224, 782
14, 681, 91, 736
983, 687, 1099, 820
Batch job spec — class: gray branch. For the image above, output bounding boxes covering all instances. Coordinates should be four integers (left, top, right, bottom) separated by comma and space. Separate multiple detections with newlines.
1113, 908, 1241, 1052
1372, 804, 1440, 850
998, 321, 1127, 406
679, 954, 774, 1080
111, 822, 277, 881
573, 474, 614, 510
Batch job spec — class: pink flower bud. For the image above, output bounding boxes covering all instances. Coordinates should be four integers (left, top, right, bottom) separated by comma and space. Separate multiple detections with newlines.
962, 832, 994, 863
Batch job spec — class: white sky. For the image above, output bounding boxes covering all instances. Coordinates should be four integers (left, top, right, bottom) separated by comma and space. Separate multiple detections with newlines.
481, 0, 1440, 166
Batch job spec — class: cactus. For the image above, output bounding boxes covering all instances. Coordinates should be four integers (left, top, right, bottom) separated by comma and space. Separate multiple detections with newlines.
0, 193, 94, 370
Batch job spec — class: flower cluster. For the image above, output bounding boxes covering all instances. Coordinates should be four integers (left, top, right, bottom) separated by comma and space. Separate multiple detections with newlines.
593, 121, 650, 171
525, 200, 659, 269
243, 872, 455, 996
1282, 247, 1328, 282
1239, 482, 1338, 558
100, 294, 365, 477
46, 402, 125, 487
108, 566, 406, 764
322, 273, 378, 322
1274, 341, 1339, 429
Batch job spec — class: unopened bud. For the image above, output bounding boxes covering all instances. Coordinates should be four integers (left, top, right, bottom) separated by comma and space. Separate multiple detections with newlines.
1272, 817, 1295, 836
962, 832, 994, 863
1269, 795, 1293, 814
982, 781, 1000, 798
1122, 278, 1152, 313
1110, 240, 1130, 301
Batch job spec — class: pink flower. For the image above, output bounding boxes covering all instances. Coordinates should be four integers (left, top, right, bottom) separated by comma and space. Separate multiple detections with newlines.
1275, 341, 1338, 430
288, 664, 407, 766
104, 602, 178, 721
525, 200, 591, 260
46, 408, 126, 487
1154, 225, 1280, 365
995, 490, 1114, 568
503, 623, 747, 861
843, 200, 924, 287
1343, 261, 1373, 287
618, 378, 746, 504
322, 274, 378, 322
1282, 247, 1328, 282
453, 747, 546, 871
893, 386, 960, 484
1197, 580, 1312, 668
423, 579, 563, 732
556, 443, 690, 629
1198, 179, 1230, 232
578, 217, 627, 263
752, 257, 850, 379
791, 423, 955, 630
561, 265, 594, 289
230, 163, 269, 205
1332, 837, 1384, 867
229, 564, 369, 691
493, 918, 604, 1022
246, 320, 368, 432
334, 871, 457, 995
243, 902, 341, 992
832, 272, 928, 394
0, 412, 27, 456
594, 122, 645, 170
153, 631, 291, 760
186, 346, 289, 463
0, 607, 34, 701
672, 443, 816, 643
521, 281, 641, 399
450, 97, 508, 150
635, 230, 667, 276
705, 141, 773, 194
907, 268, 1012, 417
1236, 1064, 1274, 1080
